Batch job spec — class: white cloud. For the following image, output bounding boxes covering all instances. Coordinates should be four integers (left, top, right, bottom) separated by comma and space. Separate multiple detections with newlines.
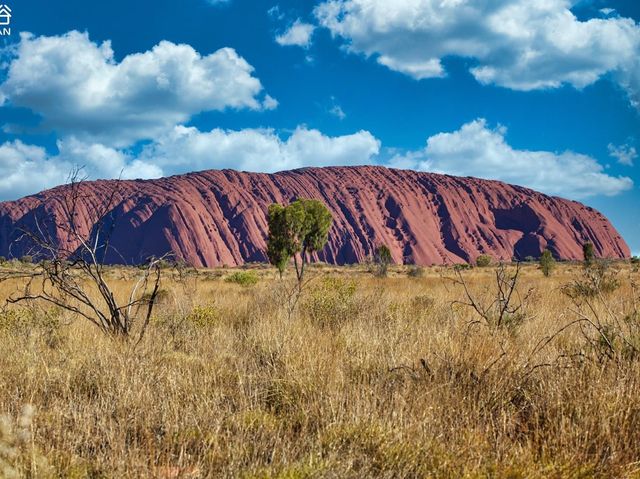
262, 94, 279, 110
329, 104, 346, 120
268, 6, 285, 20
0, 138, 162, 200
0, 127, 380, 199
390, 119, 633, 199
616, 56, 640, 108
0, 31, 274, 147
56, 138, 162, 180
1, 121, 627, 203
608, 143, 637, 166
138, 125, 380, 174
315, 0, 640, 103
0, 141, 68, 200
327, 96, 347, 119
276, 19, 316, 48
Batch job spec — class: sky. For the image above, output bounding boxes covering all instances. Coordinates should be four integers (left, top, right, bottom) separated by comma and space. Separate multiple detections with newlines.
0, 0, 638, 254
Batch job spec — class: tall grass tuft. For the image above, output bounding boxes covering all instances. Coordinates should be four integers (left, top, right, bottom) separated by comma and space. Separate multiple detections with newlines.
0, 262, 638, 477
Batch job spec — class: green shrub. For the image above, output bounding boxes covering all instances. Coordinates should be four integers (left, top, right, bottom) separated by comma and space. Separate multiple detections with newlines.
225, 271, 259, 287
407, 266, 424, 278
562, 260, 620, 299
373, 245, 393, 277
0, 308, 62, 345
475, 255, 492, 268
0, 309, 29, 332
453, 263, 471, 271
185, 304, 221, 328
539, 249, 556, 277
583, 242, 595, 266
304, 277, 357, 328
631, 256, 639, 265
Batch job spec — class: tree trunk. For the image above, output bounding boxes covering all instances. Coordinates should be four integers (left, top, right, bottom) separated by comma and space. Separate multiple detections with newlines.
293, 247, 307, 292
293, 254, 301, 284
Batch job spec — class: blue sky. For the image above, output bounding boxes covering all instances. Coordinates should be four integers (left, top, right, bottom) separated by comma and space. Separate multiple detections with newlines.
0, 0, 639, 254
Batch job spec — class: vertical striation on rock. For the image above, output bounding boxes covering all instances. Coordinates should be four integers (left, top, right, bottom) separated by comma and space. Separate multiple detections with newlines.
0, 166, 630, 266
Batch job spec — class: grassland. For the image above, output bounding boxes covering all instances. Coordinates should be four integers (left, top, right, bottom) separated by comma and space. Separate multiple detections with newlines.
0, 261, 639, 478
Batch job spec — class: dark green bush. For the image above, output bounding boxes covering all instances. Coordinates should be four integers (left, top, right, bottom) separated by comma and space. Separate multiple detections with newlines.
453, 263, 471, 271
407, 266, 424, 278
583, 242, 595, 266
373, 245, 393, 277
475, 255, 492, 268
539, 250, 556, 277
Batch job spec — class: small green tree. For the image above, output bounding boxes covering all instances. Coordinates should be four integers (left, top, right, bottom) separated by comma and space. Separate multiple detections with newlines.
266, 199, 333, 289
373, 245, 393, 277
539, 249, 555, 277
583, 242, 595, 266
476, 255, 492, 268
266, 204, 290, 279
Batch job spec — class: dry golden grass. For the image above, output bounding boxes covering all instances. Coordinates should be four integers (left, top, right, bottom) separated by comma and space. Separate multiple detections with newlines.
1, 261, 639, 478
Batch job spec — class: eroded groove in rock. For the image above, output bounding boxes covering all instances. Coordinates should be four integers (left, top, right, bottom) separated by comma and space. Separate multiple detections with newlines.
0, 166, 629, 266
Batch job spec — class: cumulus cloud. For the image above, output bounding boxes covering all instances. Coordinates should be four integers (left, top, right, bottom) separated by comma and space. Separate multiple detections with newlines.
0, 138, 162, 200
608, 143, 637, 166
262, 94, 279, 110
315, 0, 640, 103
138, 126, 380, 174
0, 31, 274, 147
276, 19, 316, 48
616, 57, 640, 108
0, 127, 380, 200
389, 119, 633, 199
0, 121, 627, 202
57, 138, 162, 180
0, 141, 68, 200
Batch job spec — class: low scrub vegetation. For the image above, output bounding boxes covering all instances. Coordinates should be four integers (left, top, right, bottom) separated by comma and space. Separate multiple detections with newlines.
475, 254, 493, 267
0, 261, 639, 477
539, 249, 556, 277
224, 270, 260, 287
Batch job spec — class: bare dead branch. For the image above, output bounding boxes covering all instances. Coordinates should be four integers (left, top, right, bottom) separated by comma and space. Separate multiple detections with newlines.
0, 171, 167, 340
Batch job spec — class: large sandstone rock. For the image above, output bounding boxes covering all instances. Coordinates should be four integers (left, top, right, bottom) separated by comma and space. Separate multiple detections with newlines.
0, 166, 629, 266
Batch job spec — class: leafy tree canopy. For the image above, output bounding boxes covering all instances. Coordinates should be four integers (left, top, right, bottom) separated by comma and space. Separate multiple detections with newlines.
266, 199, 333, 284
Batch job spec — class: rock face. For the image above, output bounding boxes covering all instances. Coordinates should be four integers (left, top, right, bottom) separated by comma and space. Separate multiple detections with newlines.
0, 166, 630, 266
